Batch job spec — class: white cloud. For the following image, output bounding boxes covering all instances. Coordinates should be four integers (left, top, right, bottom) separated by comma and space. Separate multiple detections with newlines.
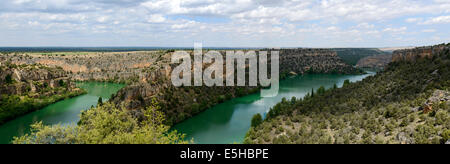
422, 29, 436, 33
405, 18, 422, 23
147, 14, 166, 23
356, 23, 374, 29
421, 15, 450, 24
0, 0, 449, 47
383, 27, 407, 33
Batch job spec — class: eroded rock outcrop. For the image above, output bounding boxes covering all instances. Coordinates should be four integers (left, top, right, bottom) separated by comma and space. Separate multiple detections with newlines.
278, 49, 361, 75
0, 63, 85, 124
0, 63, 74, 95
3, 51, 163, 84
392, 43, 450, 62
356, 54, 393, 69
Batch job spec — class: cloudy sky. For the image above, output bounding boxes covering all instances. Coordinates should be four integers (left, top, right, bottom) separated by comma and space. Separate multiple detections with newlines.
0, 0, 449, 47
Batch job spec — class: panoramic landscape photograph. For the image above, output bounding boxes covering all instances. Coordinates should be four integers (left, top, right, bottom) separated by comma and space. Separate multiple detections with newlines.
0, 0, 449, 154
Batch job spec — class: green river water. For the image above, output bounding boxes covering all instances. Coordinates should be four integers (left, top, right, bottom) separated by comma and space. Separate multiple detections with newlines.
0, 82, 125, 144
0, 72, 374, 144
173, 72, 375, 144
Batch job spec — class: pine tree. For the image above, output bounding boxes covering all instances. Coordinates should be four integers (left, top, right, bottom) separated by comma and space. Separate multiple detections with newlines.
343, 79, 351, 87
5, 74, 13, 84
251, 113, 263, 127
97, 97, 103, 106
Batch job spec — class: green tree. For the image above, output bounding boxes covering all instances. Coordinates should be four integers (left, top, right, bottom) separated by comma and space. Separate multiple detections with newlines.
97, 97, 103, 106
13, 101, 189, 144
58, 80, 65, 87
5, 74, 13, 84
343, 79, 351, 87
317, 86, 326, 95
442, 130, 450, 142
251, 113, 263, 127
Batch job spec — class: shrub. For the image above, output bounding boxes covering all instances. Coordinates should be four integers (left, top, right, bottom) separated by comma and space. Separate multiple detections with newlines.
5, 74, 13, 84
251, 113, 263, 127
442, 130, 450, 142
13, 102, 189, 144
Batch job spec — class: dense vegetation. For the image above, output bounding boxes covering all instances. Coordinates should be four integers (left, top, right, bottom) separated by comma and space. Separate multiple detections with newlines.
245, 49, 449, 144
333, 48, 387, 65
13, 100, 189, 144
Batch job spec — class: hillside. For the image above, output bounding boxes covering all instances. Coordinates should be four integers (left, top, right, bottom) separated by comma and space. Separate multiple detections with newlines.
332, 48, 387, 66
0, 62, 85, 124
1, 51, 165, 84
245, 44, 450, 144
356, 54, 393, 69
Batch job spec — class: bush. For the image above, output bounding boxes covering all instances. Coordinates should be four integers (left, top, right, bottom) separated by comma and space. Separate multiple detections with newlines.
343, 79, 351, 87
5, 74, 13, 84
442, 130, 450, 142
97, 97, 103, 106
13, 102, 189, 144
251, 113, 263, 127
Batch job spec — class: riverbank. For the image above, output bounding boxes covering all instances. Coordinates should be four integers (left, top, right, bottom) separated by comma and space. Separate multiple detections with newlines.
0, 87, 86, 125
0, 82, 125, 144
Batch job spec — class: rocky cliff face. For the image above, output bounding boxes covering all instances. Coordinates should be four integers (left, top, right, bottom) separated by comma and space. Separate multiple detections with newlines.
2, 51, 163, 84
0, 62, 85, 124
356, 54, 393, 69
392, 43, 450, 62
278, 49, 360, 75
0, 63, 74, 95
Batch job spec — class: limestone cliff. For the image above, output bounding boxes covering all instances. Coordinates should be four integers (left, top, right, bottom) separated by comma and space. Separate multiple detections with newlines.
2, 51, 163, 84
356, 54, 393, 69
277, 49, 361, 75
392, 43, 450, 62
0, 63, 75, 95
0, 63, 84, 124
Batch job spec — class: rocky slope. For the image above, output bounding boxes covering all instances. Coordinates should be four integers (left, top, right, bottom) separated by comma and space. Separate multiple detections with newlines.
278, 49, 362, 75
0, 62, 84, 124
0, 63, 73, 94
356, 54, 393, 69
245, 44, 450, 144
332, 48, 386, 66
2, 51, 163, 84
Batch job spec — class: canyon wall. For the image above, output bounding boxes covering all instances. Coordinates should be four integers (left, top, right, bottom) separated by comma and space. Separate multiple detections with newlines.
2, 51, 163, 84
356, 54, 393, 69
0, 63, 75, 96
278, 49, 360, 75
392, 43, 450, 62
0, 62, 85, 124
